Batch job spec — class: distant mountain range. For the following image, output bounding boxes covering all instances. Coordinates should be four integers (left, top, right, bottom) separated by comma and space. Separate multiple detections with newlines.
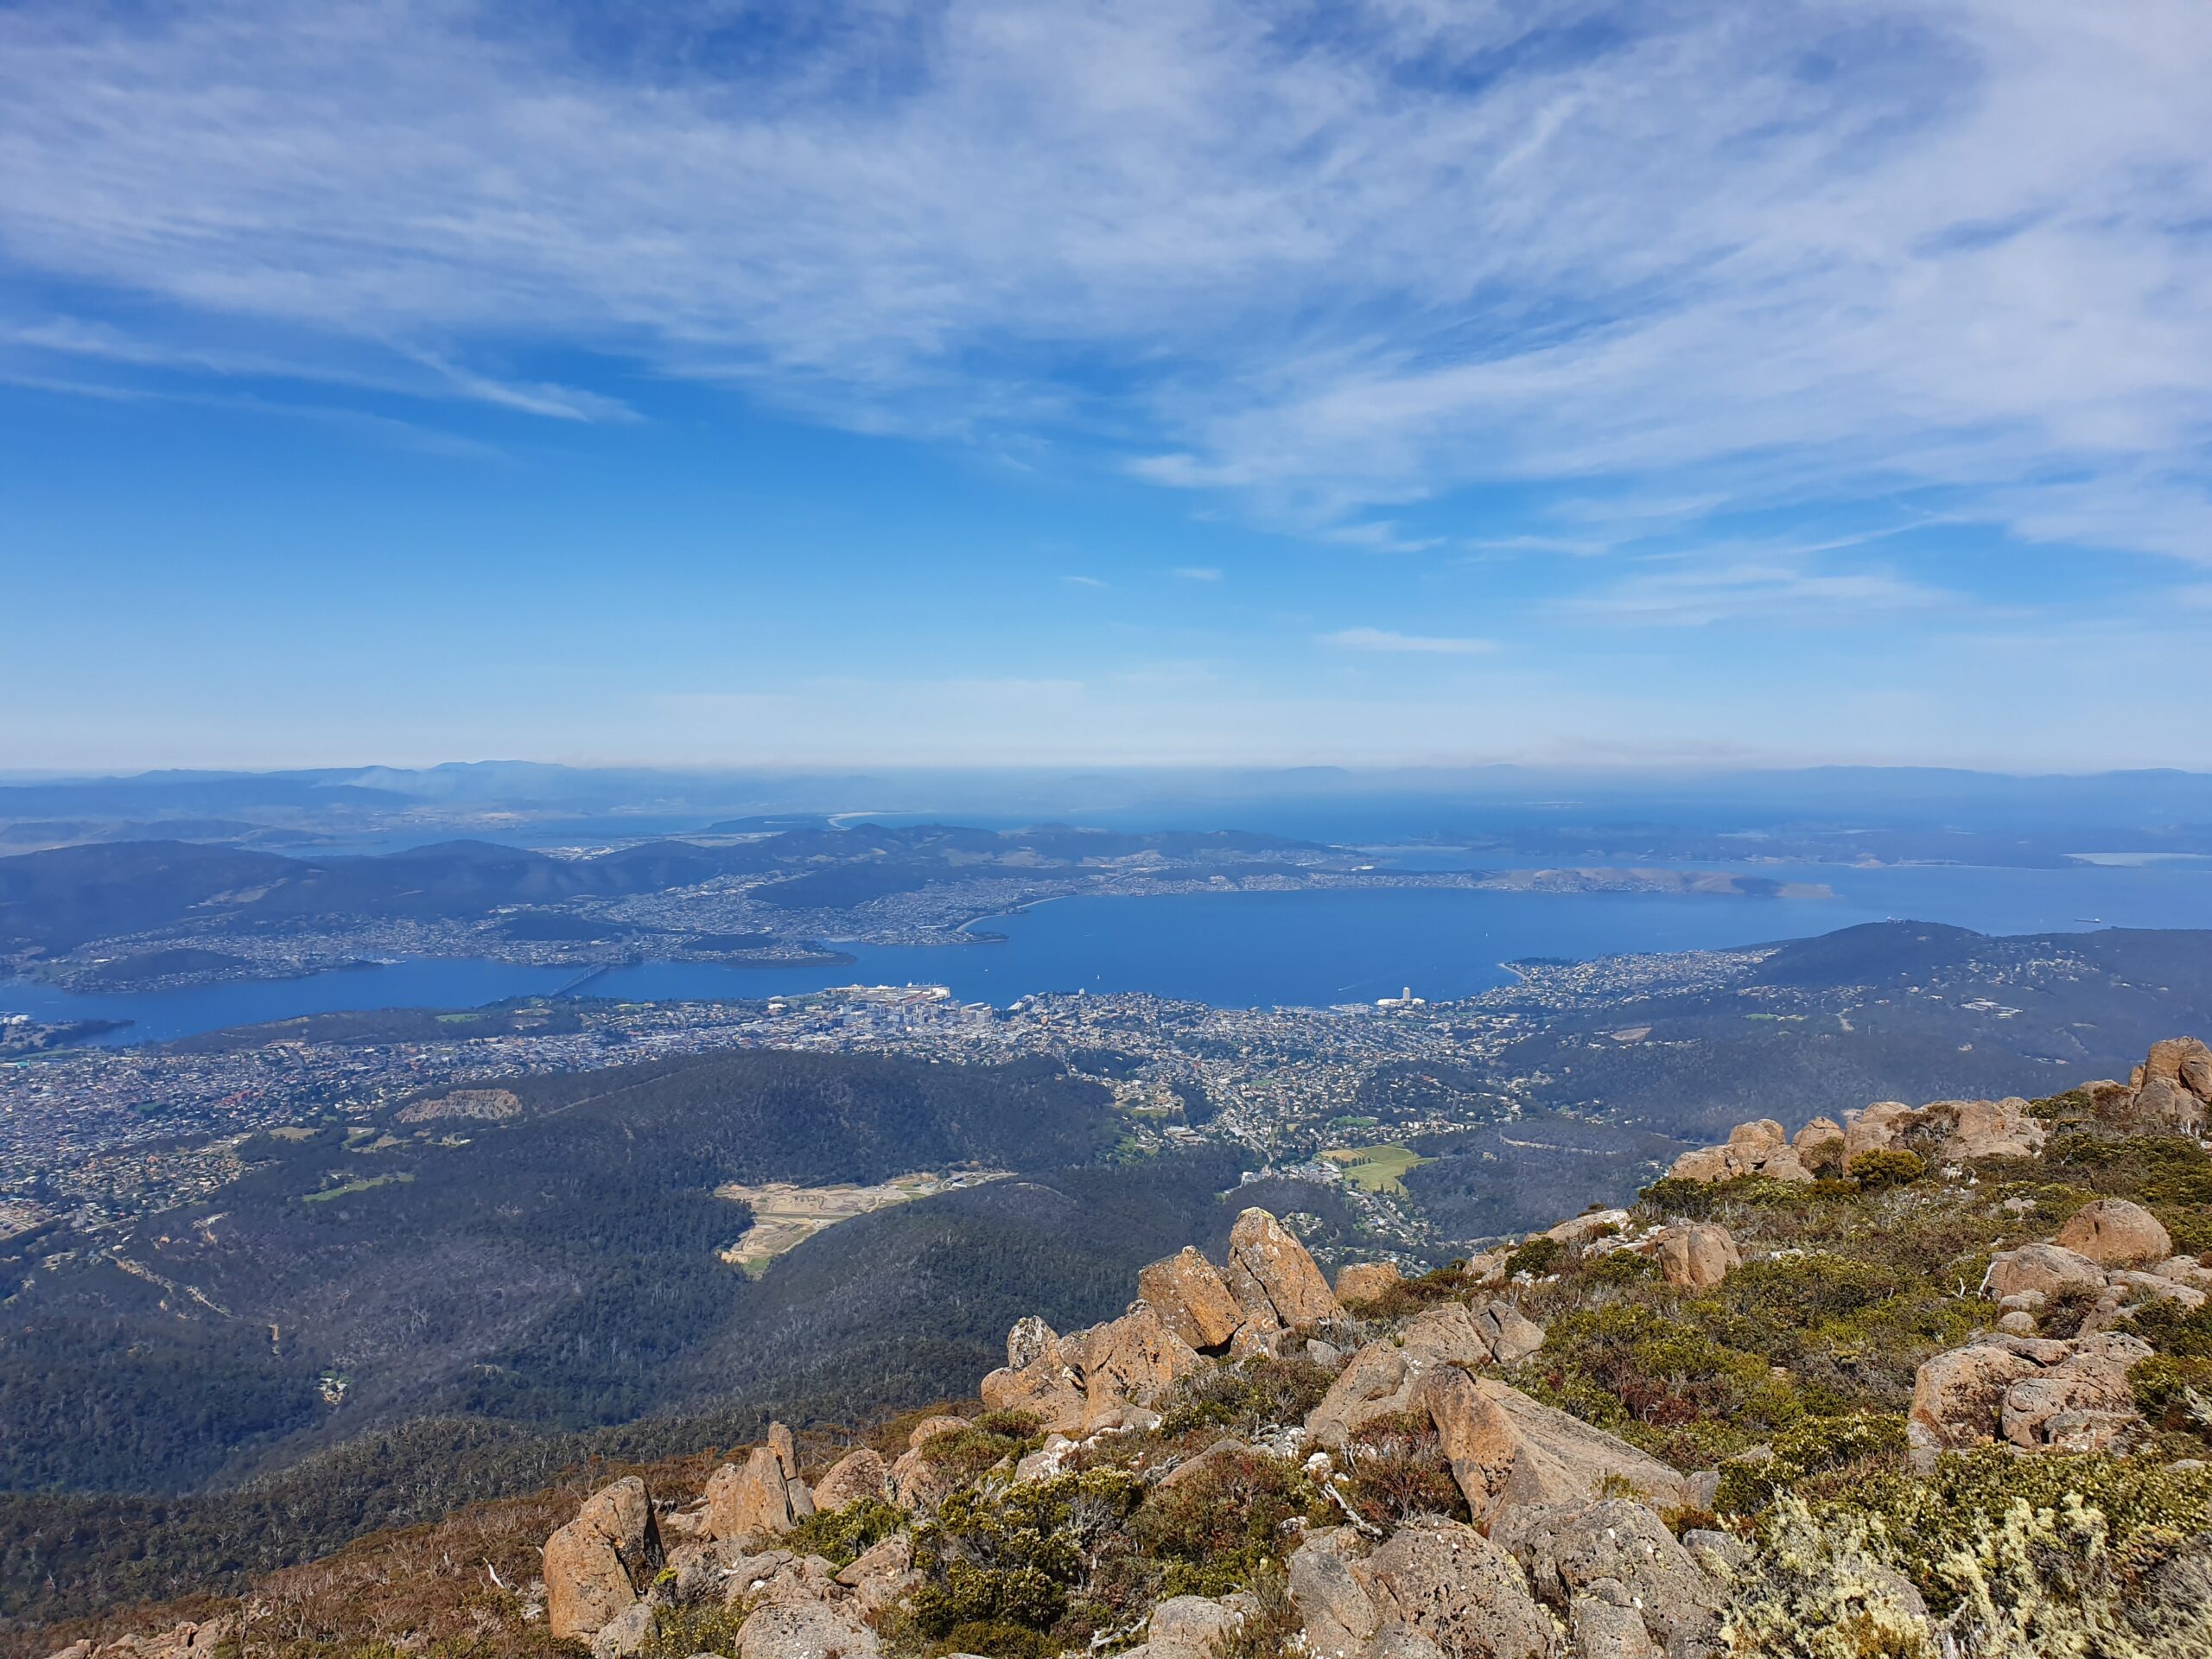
2, 760, 2210, 861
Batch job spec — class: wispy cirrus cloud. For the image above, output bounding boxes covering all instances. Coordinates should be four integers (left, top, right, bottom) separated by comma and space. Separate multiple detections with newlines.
1563, 556, 1963, 627
0, 0, 2206, 564
1319, 626, 1495, 655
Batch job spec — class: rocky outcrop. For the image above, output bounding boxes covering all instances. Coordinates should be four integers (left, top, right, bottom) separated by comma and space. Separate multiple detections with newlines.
1669, 1121, 1809, 1185
1066, 1303, 1205, 1421
1289, 1526, 1382, 1659
1140, 1247, 1248, 1350
1669, 1088, 2055, 1184
706, 1442, 814, 1544
1225, 1206, 1345, 1329
1416, 1369, 1691, 1531
811, 1446, 889, 1511
987, 1209, 1339, 1434
983, 1301, 1202, 1436
1546, 1209, 1631, 1247
1306, 1300, 1549, 1450
1144, 1593, 1245, 1659
1907, 1332, 2152, 1466
1288, 1520, 1556, 1659
39, 1620, 233, 1659
1980, 1241, 2107, 1304
1362, 1517, 1557, 1659
2054, 1198, 2173, 1267
1654, 1224, 1739, 1290
1478, 1303, 1547, 1365
733, 1602, 880, 1659
2100, 1037, 2212, 1135
1338, 1262, 1405, 1304
836, 1533, 920, 1616
544, 1476, 660, 1640
1503, 1499, 1719, 1659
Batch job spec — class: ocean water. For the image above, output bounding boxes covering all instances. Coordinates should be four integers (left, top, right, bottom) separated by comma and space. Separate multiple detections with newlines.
3, 860, 2208, 1046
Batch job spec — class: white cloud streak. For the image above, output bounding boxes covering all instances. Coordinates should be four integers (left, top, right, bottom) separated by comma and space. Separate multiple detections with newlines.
1319, 626, 1495, 654
0, 0, 2207, 557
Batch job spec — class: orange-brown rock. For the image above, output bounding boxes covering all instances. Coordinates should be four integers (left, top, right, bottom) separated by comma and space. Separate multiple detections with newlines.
1360, 1517, 1554, 1659
1545, 1208, 1630, 1246
811, 1446, 890, 1511
1999, 1333, 2150, 1452
544, 1476, 657, 1639
705, 1446, 801, 1545
1844, 1102, 1916, 1162
1907, 1342, 2037, 1462
1139, 1246, 1246, 1349
1065, 1301, 1205, 1408
1306, 1341, 1415, 1450
1981, 1242, 2105, 1303
2055, 1198, 2173, 1268
905, 1414, 968, 1450
1938, 1097, 2045, 1161
1398, 1300, 1492, 1368
1414, 1368, 1688, 1529
1792, 1116, 1845, 1154
980, 1339, 1087, 1434
1655, 1223, 1740, 1289
1334, 1262, 1403, 1306
1224, 1208, 1343, 1328
1666, 1146, 1735, 1183
888, 1444, 960, 1515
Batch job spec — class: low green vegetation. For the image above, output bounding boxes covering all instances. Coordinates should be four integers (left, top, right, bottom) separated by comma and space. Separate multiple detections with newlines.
302, 1173, 415, 1204
1321, 1142, 1432, 1194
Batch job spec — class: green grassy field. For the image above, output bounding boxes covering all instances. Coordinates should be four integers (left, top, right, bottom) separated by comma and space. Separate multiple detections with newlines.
1322, 1142, 1431, 1195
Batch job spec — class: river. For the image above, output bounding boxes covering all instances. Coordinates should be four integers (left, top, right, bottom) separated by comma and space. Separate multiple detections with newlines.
3, 860, 2208, 1046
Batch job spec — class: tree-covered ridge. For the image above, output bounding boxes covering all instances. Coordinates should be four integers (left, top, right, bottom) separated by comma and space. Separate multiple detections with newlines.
23, 1042, 2212, 1659
0, 1048, 1134, 1502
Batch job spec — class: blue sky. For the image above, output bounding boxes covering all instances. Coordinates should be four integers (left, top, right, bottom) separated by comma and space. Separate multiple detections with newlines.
3, 0, 2209, 772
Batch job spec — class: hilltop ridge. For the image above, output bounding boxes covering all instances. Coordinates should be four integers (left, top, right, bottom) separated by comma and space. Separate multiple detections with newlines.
35, 1039, 2212, 1659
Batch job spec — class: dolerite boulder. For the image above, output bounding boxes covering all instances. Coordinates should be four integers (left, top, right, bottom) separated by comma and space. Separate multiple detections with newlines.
1980, 1242, 2106, 1303
1415, 1370, 1690, 1531
2120, 1038, 2212, 1134
543, 1476, 659, 1640
706, 1442, 812, 1544
1907, 1332, 2152, 1467
1399, 1300, 1495, 1368
1065, 1302, 1205, 1418
1308, 1341, 1423, 1450
1502, 1499, 1719, 1659
811, 1447, 890, 1511
734, 1602, 880, 1659
1477, 1302, 1547, 1365
1006, 1314, 1057, 1371
1143, 1594, 1245, 1659
1905, 1341, 2040, 1462
1305, 1300, 1549, 1451
1670, 1090, 2050, 1184
1655, 1224, 1739, 1290
1361, 1517, 1555, 1659
1337, 1262, 1405, 1305
1224, 1206, 1344, 1329
980, 1335, 1089, 1433
2054, 1198, 2173, 1268
1138, 1246, 1246, 1350
1288, 1527, 1381, 1659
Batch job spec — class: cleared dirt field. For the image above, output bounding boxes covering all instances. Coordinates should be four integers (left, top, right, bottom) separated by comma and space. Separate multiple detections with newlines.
714, 1167, 1012, 1274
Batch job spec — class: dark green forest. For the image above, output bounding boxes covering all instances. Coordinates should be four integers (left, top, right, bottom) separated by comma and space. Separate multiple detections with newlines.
0, 1135, 1347, 1625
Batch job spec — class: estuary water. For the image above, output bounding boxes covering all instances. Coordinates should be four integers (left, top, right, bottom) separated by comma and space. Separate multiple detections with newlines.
3, 860, 2208, 1046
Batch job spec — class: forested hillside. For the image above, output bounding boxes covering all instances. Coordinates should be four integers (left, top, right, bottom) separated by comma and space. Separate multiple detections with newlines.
0, 1051, 1123, 1501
